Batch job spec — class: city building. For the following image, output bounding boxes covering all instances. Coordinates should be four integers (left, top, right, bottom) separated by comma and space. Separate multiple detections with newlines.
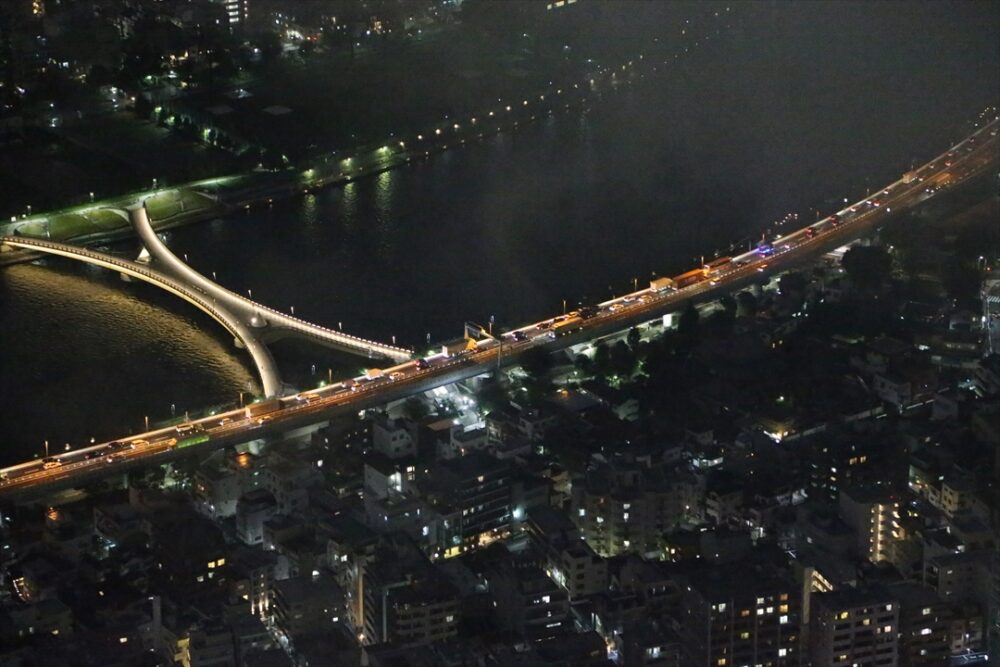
424, 452, 513, 556
271, 573, 345, 644
839, 486, 901, 564
809, 586, 898, 667
678, 561, 803, 667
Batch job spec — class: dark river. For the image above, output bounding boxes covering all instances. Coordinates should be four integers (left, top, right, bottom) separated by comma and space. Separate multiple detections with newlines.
1, 1, 996, 465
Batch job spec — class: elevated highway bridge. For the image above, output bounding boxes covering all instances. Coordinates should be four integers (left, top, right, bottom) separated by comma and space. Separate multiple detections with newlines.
1, 116, 997, 500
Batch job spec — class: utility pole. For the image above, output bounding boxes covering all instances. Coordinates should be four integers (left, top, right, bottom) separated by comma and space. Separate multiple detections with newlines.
496, 334, 503, 374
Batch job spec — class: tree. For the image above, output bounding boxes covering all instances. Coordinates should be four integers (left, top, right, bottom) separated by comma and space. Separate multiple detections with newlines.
520, 347, 553, 382
779, 271, 808, 297
610, 340, 637, 378
88, 64, 115, 88
574, 354, 594, 376
842, 245, 892, 290
719, 294, 737, 318
255, 30, 283, 62
133, 95, 153, 120
476, 375, 511, 414
403, 397, 430, 422
627, 327, 641, 352
678, 301, 700, 341
592, 342, 612, 379
704, 307, 736, 339
942, 259, 981, 306
736, 291, 758, 318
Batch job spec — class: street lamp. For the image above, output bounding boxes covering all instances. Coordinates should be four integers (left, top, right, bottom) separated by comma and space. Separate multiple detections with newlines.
144, 416, 149, 431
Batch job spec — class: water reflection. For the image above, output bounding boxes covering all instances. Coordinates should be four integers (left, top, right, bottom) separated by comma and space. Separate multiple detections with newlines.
0, 260, 258, 465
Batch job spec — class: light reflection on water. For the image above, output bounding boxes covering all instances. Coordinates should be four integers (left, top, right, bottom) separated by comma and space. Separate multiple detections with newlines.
0, 260, 258, 465
4, 46, 982, 467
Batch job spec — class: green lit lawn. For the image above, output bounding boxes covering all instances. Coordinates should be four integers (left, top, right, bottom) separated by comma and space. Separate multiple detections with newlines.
145, 189, 216, 221
40, 209, 130, 241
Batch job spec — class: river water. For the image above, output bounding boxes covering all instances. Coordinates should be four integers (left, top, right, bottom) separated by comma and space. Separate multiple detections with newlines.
1, 2, 996, 465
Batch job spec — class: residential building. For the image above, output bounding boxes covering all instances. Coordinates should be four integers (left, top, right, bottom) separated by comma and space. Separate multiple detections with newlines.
678, 561, 803, 667
839, 486, 901, 564
809, 587, 899, 667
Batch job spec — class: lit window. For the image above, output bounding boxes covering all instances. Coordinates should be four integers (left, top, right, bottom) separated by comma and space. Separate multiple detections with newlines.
920, 628, 931, 636
779, 615, 789, 624
778, 648, 787, 657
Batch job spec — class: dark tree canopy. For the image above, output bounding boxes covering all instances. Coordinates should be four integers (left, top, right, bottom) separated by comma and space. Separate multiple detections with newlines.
736, 291, 758, 318
842, 245, 892, 290
403, 397, 430, 422
520, 346, 554, 381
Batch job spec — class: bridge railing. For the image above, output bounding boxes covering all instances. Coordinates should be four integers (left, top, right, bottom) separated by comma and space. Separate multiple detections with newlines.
129, 205, 411, 359
4, 238, 244, 338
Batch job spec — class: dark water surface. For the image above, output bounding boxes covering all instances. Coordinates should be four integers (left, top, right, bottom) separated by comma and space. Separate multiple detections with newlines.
1, 2, 996, 465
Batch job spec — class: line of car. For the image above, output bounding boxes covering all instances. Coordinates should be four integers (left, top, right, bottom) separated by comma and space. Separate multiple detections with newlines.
2, 121, 996, 491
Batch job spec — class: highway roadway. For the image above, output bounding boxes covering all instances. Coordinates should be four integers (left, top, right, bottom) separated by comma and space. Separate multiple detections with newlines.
1, 117, 997, 500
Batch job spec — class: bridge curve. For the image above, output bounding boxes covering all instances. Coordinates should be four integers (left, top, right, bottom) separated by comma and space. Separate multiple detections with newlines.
0, 236, 284, 397
129, 203, 412, 363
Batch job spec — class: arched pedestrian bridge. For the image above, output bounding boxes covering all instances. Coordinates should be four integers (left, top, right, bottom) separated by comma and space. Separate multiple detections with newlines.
1, 203, 412, 397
